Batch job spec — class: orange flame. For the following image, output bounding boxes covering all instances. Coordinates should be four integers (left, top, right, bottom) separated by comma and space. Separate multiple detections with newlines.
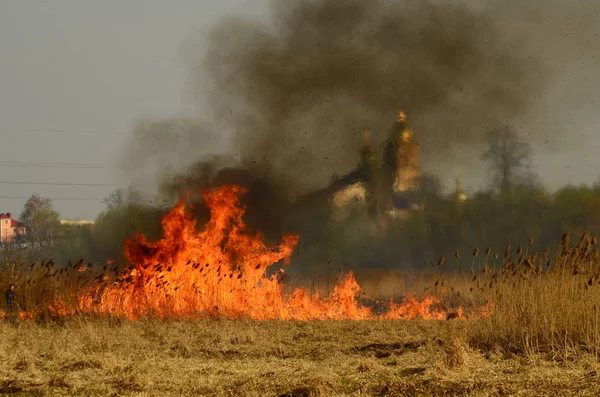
10, 185, 492, 321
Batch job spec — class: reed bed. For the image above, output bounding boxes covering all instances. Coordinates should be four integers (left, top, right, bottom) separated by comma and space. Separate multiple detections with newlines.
0, 233, 599, 395
466, 232, 600, 357
0, 233, 599, 355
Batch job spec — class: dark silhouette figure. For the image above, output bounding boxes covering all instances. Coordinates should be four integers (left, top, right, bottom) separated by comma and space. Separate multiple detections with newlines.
5, 284, 15, 313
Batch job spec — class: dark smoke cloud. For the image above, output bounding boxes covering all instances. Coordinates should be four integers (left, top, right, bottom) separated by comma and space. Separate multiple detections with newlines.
125, 0, 600, 198
111, 0, 600, 273
121, 117, 231, 197
196, 0, 549, 196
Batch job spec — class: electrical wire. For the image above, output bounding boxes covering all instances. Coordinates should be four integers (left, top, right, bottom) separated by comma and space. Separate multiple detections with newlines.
2, 128, 129, 135
0, 195, 102, 201
0, 181, 123, 187
0, 161, 114, 169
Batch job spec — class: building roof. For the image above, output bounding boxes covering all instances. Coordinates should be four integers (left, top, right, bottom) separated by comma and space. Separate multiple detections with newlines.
11, 219, 24, 228
0, 213, 25, 228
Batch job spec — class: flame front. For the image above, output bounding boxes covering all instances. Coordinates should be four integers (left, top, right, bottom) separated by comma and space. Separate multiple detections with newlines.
12, 185, 487, 321
79, 186, 298, 319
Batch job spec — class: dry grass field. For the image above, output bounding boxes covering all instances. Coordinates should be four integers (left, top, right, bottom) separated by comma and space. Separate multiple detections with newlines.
0, 319, 599, 397
2, 229, 600, 395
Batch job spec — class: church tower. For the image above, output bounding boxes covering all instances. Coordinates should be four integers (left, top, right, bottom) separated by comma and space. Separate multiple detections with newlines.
453, 170, 468, 202
385, 111, 422, 217
392, 112, 420, 193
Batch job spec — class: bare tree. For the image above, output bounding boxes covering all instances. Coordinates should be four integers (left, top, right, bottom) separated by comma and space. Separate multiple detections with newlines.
102, 188, 126, 211
482, 125, 534, 193
102, 187, 146, 211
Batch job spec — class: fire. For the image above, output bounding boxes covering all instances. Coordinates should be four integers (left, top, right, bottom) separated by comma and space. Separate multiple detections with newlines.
82, 185, 379, 320
77, 185, 298, 319
0, 310, 35, 321
5, 185, 491, 321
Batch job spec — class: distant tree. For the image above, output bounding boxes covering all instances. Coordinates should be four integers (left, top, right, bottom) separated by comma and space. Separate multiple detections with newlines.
482, 125, 534, 193
91, 203, 165, 264
19, 194, 60, 246
102, 188, 126, 211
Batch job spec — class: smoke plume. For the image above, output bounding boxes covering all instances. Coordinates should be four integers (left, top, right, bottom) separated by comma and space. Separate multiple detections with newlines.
194, 0, 549, 195
114, 0, 600, 270
125, 0, 600, 198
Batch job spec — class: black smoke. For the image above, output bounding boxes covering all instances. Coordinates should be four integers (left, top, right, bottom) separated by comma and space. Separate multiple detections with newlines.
197, 0, 549, 195
117, 0, 600, 271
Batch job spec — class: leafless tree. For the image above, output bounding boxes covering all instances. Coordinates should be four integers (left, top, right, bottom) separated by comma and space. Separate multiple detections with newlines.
102, 188, 126, 211
482, 125, 534, 193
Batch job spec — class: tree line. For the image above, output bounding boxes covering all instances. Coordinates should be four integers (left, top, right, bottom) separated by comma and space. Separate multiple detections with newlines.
320, 126, 596, 271
10, 125, 600, 272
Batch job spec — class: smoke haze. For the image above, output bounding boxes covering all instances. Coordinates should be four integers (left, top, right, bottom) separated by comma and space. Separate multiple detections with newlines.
195, 0, 551, 195
123, 0, 600, 215
45, 0, 593, 278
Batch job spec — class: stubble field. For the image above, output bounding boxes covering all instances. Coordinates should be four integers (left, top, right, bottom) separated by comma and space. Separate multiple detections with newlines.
0, 318, 598, 397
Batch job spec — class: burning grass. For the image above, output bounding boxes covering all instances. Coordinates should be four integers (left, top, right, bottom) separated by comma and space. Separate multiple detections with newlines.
1, 185, 600, 394
1, 186, 600, 353
0, 185, 490, 322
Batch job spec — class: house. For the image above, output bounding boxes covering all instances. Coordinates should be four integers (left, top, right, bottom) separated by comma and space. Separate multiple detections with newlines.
0, 213, 26, 244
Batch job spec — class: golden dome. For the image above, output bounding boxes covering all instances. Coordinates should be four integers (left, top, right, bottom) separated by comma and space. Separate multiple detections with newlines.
397, 110, 407, 123
400, 129, 413, 142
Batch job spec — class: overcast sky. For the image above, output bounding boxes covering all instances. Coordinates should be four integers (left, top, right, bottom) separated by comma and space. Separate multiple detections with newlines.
1, 0, 599, 220
0, 0, 265, 220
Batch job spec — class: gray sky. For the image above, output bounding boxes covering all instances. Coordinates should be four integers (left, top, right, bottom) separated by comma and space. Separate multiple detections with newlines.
0, 0, 265, 220
1, 0, 599, 220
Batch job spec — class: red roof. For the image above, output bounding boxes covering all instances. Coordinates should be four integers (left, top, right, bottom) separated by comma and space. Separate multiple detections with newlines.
0, 213, 24, 228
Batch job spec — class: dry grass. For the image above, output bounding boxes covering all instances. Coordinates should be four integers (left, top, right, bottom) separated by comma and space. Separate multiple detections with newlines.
0, 319, 598, 397
467, 232, 600, 357
2, 232, 600, 394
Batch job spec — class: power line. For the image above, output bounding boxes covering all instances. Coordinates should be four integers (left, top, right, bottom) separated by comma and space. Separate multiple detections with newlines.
0, 181, 123, 187
2, 128, 129, 135
0, 195, 102, 201
0, 161, 115, 169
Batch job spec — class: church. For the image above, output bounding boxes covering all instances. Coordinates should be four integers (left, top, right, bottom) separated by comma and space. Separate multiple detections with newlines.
329, 110, 422, 222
